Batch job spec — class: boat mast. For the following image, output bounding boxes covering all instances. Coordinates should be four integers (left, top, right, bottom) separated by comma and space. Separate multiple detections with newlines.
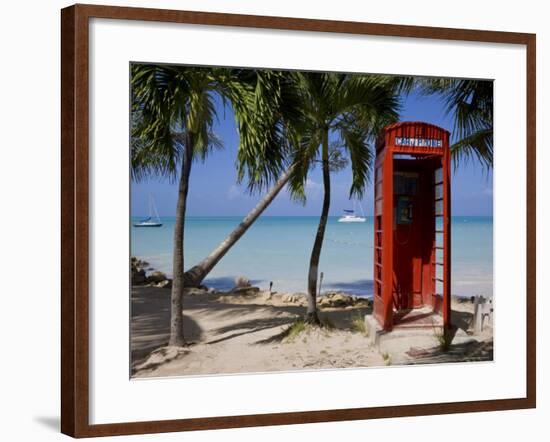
150, 194, 161, 222
358, 200, 366, 218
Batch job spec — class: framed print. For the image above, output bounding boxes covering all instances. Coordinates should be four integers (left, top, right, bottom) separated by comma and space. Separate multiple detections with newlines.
61, 3, 536, 438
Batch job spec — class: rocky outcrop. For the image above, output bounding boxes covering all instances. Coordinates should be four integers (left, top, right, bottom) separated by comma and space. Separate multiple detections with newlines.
131, 257, 149, 285
318, 292, 371, 308
147, 271, 168, 283
132, 269, 147, 285
281, 293, 307, 304
230, 286, 260, 296
277, 291, 370, 308
153, 279, 172, 289
234, 276, 251, 288
184, 287, 210, 296
131, 257, 172, 288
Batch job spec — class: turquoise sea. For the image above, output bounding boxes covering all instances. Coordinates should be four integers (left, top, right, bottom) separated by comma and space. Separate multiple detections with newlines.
131, 216, 493, 298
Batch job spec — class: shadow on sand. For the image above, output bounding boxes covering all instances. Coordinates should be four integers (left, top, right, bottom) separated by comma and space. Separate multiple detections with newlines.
131, 286, 374, 365
409, 340, 493, 364
131, 287, 204, 363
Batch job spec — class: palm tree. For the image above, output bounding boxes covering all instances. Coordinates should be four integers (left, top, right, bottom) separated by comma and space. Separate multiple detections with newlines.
131, 66, 297, 345
286, 73, 400, 324
416, 79, 493, 169
132, 64, 229, 346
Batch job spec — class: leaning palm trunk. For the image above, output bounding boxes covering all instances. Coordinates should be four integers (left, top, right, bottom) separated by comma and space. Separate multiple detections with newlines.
169, 139, 193, 347
306, 135, 331, 325
184, 166, 294, 287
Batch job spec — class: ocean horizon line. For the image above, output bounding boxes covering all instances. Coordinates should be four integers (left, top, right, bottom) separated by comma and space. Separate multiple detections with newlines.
131, 214, 494, 219
131, 214, 493, 298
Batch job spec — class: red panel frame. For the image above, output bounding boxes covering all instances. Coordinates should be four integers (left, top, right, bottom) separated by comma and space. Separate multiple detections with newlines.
373, 122, 451, 330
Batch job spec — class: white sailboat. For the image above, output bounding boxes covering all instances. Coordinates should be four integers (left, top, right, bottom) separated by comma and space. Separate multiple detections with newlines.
133, 194, 163, 227
338, 201, 366, 223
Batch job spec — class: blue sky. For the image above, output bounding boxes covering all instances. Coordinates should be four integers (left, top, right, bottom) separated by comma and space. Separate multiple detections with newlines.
131, 85, 493, 217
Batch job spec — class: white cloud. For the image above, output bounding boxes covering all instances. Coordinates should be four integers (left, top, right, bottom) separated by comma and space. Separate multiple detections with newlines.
305, 178, 322, 191
304, 178, 323, 200
226, 184, 242, 200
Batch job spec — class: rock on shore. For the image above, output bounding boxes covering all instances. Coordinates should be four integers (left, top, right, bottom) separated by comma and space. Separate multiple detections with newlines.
318, 292, 371, 308
277, 291, 371, 308
131, 257, 172, 288
131, 260, 373, 306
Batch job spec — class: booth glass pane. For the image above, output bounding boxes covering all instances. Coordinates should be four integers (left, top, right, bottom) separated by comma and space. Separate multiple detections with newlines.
435, 265, 444, 281
434, 167, 443, 183
375, 181, 382, 198
435, 232, 443, 247
435, 248, 444, 263
435, 280, 444, 296
375, 198, 383, 215
435, 199, 444, 215
435, 216, 444, 231
435, 183, 443, 200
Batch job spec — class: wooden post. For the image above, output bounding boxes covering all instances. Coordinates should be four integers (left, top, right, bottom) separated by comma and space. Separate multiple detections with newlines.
473, 295, 482, 334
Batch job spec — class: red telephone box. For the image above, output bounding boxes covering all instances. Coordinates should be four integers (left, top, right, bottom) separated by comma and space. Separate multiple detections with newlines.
373, 122, 451, 331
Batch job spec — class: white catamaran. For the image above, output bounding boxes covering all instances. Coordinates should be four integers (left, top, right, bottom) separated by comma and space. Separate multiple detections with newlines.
338, 201, 366, 223
133, 194, 163, 227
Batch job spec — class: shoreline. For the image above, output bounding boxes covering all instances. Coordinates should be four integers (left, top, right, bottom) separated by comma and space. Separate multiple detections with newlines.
131, 256, 492, 300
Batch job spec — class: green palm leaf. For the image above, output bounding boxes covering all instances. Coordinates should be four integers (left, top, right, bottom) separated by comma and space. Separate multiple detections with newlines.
414, 77, 493, 170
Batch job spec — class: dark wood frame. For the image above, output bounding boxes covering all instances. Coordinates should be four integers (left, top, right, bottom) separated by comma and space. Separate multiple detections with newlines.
61, 3, 536, 438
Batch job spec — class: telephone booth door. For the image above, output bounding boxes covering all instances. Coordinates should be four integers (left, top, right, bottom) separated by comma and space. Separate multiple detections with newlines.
373, 122, 451, 331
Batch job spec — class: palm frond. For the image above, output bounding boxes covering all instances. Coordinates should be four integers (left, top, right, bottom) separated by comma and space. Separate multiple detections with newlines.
339, 125, 373, 198
413, 77, 493, 170
225, 69, 304, 193
130, 63, 229, 181
286, 130, 322, 204
451, 128, 493, 170
282, 71, 400, 201
131, 111, 183, 182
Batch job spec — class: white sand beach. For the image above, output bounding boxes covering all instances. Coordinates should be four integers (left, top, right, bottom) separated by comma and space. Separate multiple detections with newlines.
131, 285, 493, 378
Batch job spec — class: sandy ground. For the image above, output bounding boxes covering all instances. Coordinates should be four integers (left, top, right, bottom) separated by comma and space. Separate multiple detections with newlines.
131, 287, 493, 378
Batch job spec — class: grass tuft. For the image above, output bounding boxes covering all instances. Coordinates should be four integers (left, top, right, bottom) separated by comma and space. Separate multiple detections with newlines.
433, 325, 454, 352
351, 312, 367, 335
284, 318, 307, 341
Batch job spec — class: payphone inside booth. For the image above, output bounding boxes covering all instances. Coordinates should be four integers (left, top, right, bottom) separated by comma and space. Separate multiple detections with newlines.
372, 122, 451, 331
